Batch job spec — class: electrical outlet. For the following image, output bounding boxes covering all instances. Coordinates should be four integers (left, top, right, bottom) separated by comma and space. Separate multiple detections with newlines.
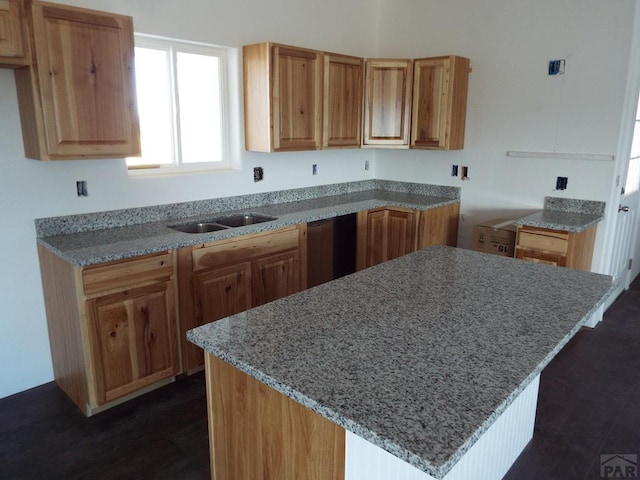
451, 164, 459, 177
76, 180, 88, 197
253, 166, 264, 182
548, 59, 565, 75
556, 176, 568, 190
312, 164, 318, 175
365, 160, 370, 171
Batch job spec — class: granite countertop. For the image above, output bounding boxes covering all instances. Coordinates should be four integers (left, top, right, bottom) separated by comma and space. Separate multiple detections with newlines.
514, 196, 606, 232
36, 181, 459, 266
188, 246, 612, 479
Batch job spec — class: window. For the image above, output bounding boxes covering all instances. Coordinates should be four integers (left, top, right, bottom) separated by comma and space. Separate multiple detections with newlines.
127, 35, 231, 173
625, 91, 640, 194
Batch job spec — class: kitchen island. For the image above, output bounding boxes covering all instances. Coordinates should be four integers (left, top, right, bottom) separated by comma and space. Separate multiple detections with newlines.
188, 246, 612, 480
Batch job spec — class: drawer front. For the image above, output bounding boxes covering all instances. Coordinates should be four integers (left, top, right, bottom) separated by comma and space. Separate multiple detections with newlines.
193, 227, 300, 271
83, 252, 174, 296
517, 229, 568, 254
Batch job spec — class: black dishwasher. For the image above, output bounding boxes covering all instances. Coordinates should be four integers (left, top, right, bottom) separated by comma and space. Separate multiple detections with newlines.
307, 213, 357, 288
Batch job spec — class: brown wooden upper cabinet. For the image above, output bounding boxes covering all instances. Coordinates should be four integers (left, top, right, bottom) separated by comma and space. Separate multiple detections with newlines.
323, 53, 363, 148
0, 0, 27, 67
13, 0, 140, 160
244, 42, 323, 152
411, 56, 470, 150
362, 59, 413, 147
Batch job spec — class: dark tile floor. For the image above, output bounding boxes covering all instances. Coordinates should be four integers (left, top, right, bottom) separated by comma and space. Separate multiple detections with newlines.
1, 278, 639, 480
504, 277, 640, 480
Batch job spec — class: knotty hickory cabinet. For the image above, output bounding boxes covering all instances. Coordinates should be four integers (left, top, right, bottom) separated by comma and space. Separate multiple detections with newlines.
514, 224, 597, 271
356, 203, 460, 270
0, 0, 27, 66
177, 225, 307, 372
2, 0, 140, 160
243, 42, 363, 151
243, 41, 470, 152
38, 247, 179, 416
39, 205, 457, 415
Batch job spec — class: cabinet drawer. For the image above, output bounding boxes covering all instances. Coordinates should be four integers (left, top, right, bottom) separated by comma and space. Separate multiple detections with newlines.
83, 252, 174, 296
517, 229, 568, 254
193, 227, 300, 271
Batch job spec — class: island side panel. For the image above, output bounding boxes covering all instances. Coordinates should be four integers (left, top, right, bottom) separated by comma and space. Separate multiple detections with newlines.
205, 352, 345, 480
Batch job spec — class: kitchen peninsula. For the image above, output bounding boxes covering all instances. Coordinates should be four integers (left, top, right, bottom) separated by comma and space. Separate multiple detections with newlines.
188, 246, 612, 480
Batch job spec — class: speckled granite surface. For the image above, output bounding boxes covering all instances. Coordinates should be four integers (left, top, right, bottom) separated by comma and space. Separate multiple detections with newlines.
188, 246, 612, 479
514, 196, 605, 232
36, 182, 459, 266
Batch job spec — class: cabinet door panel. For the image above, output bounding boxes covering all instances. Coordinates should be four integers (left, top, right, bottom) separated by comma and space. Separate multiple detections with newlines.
323, 54, 363, 148
187, 263, 252, 371
412, 60, 446, 147
89, 283, 177, 404
253, 251, 300, 307
195, 263, 252, 324
387, 210, 415, 261
363, 60, 412, 146
29, 1, 140, 158
0, 0, 25, 64
273, 46, 322, 151
365, 209, 387, 268
515, 248, 567, 267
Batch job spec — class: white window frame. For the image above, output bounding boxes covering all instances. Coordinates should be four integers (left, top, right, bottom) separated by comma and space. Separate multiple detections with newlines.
128, 34, 233, 175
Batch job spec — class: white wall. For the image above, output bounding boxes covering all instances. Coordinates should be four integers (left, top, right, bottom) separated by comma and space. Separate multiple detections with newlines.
1, 0, 637, 399
373, 0, 636, 273
0, 0, 378, 399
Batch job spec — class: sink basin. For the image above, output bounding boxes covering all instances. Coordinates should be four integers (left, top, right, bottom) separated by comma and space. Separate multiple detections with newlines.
168, 213, 277, 234
214, 213, 278, 228
169, 222, 230, 234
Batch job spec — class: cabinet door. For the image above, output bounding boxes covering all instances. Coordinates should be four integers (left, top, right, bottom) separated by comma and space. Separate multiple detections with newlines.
411, 56, 469, 150
17, 1, 140, 159
357, 208, 417, 270
323, 53, 363, 148
252, 250, 301, 307
387, 209, 416, 261
0, 0, 26, 65
88, 282, 178, 405
185, 262, 252, 371
363, 59, 412, 147
272, 45, 322, 151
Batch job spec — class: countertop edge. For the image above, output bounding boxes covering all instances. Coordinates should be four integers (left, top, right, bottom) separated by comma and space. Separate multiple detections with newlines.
186, 270, 614, 479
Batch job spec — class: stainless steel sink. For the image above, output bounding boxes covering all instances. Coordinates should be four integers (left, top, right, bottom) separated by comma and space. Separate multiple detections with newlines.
169, 222, 230, 234
214, 213, 277, 228
168, 213, 277, 234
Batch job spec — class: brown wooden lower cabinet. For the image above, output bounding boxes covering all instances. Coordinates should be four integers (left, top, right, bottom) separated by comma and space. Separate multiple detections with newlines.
178, 225, 307, 373
357, 203, 459, 271
205, 352, 345, 479
515, 224, 596, 271
38, 247, 180, 416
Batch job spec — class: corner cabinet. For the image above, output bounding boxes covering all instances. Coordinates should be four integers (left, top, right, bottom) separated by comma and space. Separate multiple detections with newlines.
177, 225, 307, 372
356, 203, 460, 271
14, 0, 140, 160
362, 59, 413, 147
0, 0, 27, 67
357, 207, 417, 270
38, 247, 180, 416
411, 56, 470, 150
323, 53, 363, 148
514, 224, 597, 271
244, 42, 323, 152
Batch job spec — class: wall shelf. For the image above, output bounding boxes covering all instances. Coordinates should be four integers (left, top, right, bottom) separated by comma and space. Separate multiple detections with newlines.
506, 151, 615, 162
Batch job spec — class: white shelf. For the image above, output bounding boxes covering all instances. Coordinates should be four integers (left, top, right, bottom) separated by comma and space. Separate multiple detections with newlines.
506, 151, 615, 162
